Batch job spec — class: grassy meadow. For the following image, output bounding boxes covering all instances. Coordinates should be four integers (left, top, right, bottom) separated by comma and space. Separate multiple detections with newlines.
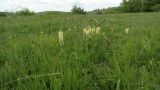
0, 12, 160, 90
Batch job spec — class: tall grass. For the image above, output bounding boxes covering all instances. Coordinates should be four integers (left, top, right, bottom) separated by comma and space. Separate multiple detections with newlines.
0, 12, 160, 90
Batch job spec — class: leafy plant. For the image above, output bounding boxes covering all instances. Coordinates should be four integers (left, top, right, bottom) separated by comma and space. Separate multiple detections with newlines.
152, 4, 160, 12
0, 12, 7, 17
71, 5, 86, 14
94, 9, 102, 15
16, 8, 35, 16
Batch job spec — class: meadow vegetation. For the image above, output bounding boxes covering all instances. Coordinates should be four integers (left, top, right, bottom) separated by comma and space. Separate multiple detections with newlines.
16, 8, 35, 16
0, 12, 160, 90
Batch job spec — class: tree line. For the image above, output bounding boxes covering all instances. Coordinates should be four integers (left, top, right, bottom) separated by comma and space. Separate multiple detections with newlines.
1, 0, 160, 16
71, 0, 160, 14
121, 0, 160, 12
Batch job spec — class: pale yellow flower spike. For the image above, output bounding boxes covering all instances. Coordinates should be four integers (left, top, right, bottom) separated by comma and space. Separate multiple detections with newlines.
96, 27, 101, 34
86, 30, 90, 36
91, 28, 96, 34
58, 31, 64, 45
83, 28, 87, 35
83, 26, 101, 36
89, 28, 92, 35
125, 28, 129, 34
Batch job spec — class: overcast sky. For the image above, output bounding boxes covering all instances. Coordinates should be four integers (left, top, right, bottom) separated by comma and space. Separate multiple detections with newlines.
0, 0, 122, 12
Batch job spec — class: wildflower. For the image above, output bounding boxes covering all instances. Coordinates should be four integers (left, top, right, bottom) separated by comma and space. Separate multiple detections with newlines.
96, 27, 101, 34
83, 26, 92, 36
83, 26, 102, 36
83, 28, 87, 34
91, 28, 96, 33
88, 26, 92, 35
125, 28, 129, 34
58, 31, 64, 45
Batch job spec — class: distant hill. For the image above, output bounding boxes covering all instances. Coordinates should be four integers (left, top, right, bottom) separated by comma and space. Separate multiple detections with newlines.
0, 11, 70, 17
38, 11, 70, 15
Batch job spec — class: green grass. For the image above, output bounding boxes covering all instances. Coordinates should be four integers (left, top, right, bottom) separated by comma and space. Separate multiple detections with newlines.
0, 12, 160, 90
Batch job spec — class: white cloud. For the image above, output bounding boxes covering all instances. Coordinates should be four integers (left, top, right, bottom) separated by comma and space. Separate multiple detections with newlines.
0, 0, 122, 12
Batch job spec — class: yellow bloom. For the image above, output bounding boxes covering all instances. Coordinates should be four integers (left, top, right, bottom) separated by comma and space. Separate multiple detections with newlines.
41, 31, 44, 34
58, 31, 64, 45
96, 27, 101, 34
83, 28, 87, 34
83, 26, 101, 36
83, 26, 92, 36
87, 30, 91, 36
88, 27, 92, 35
91, 28, 96, 33
125, 28, 129, 34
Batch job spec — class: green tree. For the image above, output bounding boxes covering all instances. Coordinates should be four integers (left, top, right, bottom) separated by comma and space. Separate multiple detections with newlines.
95, 9, 102, 15
121, 0, 160, 12
121, 0, 143, 12
71, 5, 86, 14
152, 4, 160, 11
16, 8, 35, 15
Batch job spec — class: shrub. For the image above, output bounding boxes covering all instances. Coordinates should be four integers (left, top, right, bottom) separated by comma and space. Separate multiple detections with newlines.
16, 8, 35, 16
95, 9, 102, 15
71, 5, 86, 14
103, 7, 122, 14
152, 4, 160, 12
0, 12, 7, 17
